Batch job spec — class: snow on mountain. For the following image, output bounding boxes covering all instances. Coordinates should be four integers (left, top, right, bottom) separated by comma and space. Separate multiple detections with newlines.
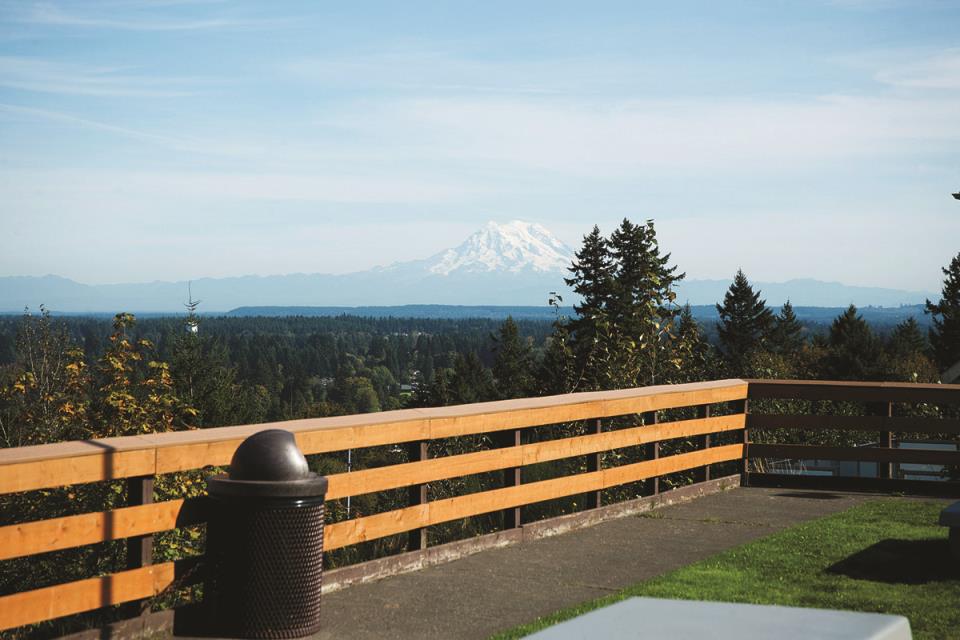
0, 219, 938, 311
424, 220, 574, 276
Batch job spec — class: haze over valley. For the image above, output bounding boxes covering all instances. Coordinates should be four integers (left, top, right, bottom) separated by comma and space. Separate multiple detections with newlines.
0, 221, 936, 313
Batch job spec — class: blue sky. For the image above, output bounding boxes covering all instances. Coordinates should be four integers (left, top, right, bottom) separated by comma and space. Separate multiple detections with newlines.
1, 0, 958, 291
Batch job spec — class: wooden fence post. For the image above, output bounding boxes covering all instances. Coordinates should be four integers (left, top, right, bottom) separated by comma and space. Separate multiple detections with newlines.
407, 441, 429, 551
735, 399, 749, 486
696, 405, 711, 483
643, 411, 659, 496
880, 402, 894, 480
125, 475, 154, 617
496, 429, 522, 529
586, 419, 602, 510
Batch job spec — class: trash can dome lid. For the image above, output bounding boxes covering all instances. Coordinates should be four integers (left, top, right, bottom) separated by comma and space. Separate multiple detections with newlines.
229, 429, 310, 481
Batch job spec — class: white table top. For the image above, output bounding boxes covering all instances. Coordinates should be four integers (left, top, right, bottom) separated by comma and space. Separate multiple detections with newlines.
527, 597, 912, 640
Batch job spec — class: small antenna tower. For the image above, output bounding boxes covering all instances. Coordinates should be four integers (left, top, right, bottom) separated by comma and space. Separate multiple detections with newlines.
185, 282, 201, 334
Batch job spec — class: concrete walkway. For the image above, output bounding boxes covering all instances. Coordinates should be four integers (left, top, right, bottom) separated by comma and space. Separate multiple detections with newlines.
313, 487, 876, 640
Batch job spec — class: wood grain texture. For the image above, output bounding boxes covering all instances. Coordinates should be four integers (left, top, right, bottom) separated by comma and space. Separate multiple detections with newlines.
323, 444, 742, 550
0, 499, 207, 561
0, 414, 743, 565
0, 380, 748, 494
0, 448, 156, 495
0, 563, 175, 631
324, 414, 745, 499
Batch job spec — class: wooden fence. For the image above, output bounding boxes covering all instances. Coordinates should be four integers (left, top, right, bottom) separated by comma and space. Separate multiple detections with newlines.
0, 378, 958, 633
746, 380, 960, 492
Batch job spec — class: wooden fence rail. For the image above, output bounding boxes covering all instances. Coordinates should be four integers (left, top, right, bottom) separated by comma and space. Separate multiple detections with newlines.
745, 379, 960, 494
1, 378, 958, 633
0, 379, 748, 632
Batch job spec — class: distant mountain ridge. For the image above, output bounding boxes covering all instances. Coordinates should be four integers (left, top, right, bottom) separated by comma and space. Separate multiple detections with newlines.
0, 220, 937, 312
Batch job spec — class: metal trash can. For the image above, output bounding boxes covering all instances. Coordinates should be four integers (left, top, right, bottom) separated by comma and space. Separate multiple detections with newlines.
206, 429, 328, 639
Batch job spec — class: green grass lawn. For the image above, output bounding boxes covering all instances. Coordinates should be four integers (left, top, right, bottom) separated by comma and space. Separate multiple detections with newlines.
492, 499, 960, 640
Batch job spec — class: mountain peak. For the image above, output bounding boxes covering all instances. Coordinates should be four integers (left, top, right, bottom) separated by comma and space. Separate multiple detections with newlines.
427, 220, 574, 276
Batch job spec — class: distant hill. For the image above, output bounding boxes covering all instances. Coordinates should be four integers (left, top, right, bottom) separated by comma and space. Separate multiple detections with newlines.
226, 303, 931, 332
226, 305, 573, 320
0, 221, 937, 312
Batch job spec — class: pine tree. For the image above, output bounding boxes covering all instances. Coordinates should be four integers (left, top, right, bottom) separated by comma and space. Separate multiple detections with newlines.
606, 218, 684, 386
825, 305, 881, 380
672, 304, 715, 383
491, 317, 534, 400
883, 317, 937, 383
926, 252, 960, 372
448, 352, 495, 404
563, 226, 615, 390
769, 300, 805, 355
715, 269, 774, 373
887, 318, 927, 358
557, 219, 684, 390
608, 219, 683, 334
565, 226, 614, 334
537, 323, 573, 395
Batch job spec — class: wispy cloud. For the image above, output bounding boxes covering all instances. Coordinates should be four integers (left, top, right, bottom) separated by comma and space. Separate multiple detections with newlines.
17, 2, 284, 32
0, 56, 198, 97
311, 93, 960, 179
874, 48, 960, 89
0, 168, 479, 206
284, 51, 637, 96
0, 103, 260, 156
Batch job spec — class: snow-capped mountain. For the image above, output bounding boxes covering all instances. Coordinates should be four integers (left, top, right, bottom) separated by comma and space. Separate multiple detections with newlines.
0, 221, 577, 311
424, 221, 574, 275
0, 220, 936, 312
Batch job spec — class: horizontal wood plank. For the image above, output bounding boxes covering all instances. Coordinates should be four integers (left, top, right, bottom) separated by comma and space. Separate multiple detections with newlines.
0, 563, 175, 631
749, 473, 960, 497
324, 444, 742, 550
0, 448, 156, 496
747, 414, 960, 434
749, 443, 960, 466
746, 380, 960, 404
0, 416, 743, 562
326, 414, 745, 500
0, 380, 749, 494
0, 499, 208, 561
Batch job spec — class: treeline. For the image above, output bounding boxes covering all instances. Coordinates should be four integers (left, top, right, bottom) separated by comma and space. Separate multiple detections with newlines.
1, 220, 958, 445
0, 314, 557, 445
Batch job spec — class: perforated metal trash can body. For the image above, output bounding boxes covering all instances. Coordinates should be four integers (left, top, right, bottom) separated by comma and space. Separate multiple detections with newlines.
206, 429, 328, 639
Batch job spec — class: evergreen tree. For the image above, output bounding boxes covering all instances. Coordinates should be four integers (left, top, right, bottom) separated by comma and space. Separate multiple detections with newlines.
491, 317, 534, 399
887, 318, 927, 358
565, 226, 614, 334
672, 305, 715, 383
608, 218, 683, 335
769, 300, 805, 355
716, 269, 774, 373
537, 323, 573, 395
883, 317, 937, 383
825, 305, 881, 380
448, 352, 495, 404
171, 330, 239, 427
926, 252, 960, 372
563, 226, 615, 390
554, 218, 684, 391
